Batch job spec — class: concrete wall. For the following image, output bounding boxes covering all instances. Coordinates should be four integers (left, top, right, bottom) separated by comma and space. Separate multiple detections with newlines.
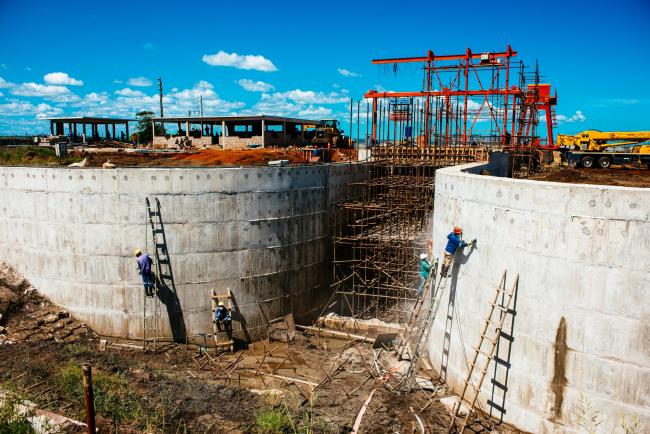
429, 163, 649, 433
0, 164, 357, 344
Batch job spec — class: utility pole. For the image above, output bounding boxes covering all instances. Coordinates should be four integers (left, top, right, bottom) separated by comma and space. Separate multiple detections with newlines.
158, 77, 164, 118
200, 95, 203, 117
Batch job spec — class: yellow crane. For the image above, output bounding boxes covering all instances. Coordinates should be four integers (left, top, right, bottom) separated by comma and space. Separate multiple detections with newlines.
557, 130, 650, 169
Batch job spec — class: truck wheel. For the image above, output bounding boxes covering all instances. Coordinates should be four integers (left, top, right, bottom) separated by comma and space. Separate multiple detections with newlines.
597, 156, 611, 169
581, 156, 595, 168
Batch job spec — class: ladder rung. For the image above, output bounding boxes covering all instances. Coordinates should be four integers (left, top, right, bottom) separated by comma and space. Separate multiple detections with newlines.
490, 379, 508, 391
159, 274, 172, 279
498, 331, 514, 342
487, 399, 507, 414
475, 347, 493, 359
493, 355, 511, 368
152, 229, 163, 233
155, 243, 165, 248
211, 295, 231, 300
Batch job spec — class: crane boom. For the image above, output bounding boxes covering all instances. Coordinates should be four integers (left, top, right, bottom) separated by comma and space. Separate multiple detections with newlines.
557, 130, 650, 151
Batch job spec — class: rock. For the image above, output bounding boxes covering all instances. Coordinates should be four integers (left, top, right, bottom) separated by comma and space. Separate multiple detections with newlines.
36, 318, 45, 326
55, 330, 72, 339
0, 274, 26, 292
98, 339, 107, 352
43, 314, 59, 324
52, 322, 64, 330
63, 334, 80, 343
0, 326, 6, 334
57, 310, 69, 319
39, 333, 54, 341
0, 286, 20, 316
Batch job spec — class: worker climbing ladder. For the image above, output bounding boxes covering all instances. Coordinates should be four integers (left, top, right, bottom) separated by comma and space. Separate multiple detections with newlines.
143, 197, 171, 351
398, 257, 451, 392
211, 288, 234, 352
447, 271, 518, 434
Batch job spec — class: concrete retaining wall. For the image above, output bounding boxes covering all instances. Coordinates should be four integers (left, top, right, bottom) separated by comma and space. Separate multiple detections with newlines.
429, 163, 649, 433
0, 163, 357, 344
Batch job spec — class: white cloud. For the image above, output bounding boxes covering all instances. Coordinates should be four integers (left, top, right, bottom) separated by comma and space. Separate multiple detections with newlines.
274, 89, 348, 105
202, 50, 277, 72
142, 42, 157, 51
113, 79, 124, 84
298, 106, 332, 118
0, 101, 62, 118
25, 67, 32, 71
127, 76, 152, 87
557, 110, 586, 124
0, 77, 14, 88
236, 79, 275, 92
0, 92, 3, 97
337, 68, 361, 77
11, 82, 72, 98
44, 72, 83, 86
115, 88, 146, 97
373, 84, 392, 93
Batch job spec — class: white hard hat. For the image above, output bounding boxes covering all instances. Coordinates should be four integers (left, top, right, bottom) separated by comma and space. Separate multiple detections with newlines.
419, 253, 428, 259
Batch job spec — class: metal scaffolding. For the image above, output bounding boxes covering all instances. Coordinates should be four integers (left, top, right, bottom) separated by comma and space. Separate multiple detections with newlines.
331, 46, 555, 321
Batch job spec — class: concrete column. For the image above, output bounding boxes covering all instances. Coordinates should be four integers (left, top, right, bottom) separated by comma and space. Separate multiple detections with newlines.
261, 119, 265, 148
221, 121, 226, 136
105, 124, 109, 139
185, 121, 190, 137
126, 123, 129, 138
177, 122, 181, 135
301, 124, 305, 146
50, 122, 54, 135
112, 124, 116, 139
73, 123, 77, 137
282, 121, 287, 146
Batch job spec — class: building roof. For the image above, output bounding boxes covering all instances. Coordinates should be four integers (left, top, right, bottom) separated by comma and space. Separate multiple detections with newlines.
45, 116, 134, 123
151, 115, 319, 124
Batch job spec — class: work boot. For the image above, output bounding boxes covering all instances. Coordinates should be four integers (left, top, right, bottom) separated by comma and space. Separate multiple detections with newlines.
440, 265, 448, 278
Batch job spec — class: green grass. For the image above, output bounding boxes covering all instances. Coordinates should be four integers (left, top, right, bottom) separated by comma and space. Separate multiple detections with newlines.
55, 363, 176, 432
0, 393, 35, 434
255, 408, 293, 434
0, 146, 79, 166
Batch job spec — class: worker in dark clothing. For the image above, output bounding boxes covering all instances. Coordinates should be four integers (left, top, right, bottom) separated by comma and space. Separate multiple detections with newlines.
417, 253, 430, 296
135, 249, 154, 296
214, 301, 232, 333
441, 227, 475, 277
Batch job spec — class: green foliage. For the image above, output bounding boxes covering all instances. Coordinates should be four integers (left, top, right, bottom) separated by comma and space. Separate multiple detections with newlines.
56, 364, 140, 426
62, 343, 91, 359
135, 110, 155, 144
0, 393, 35, 434
0, 146, 78, 166
255, 408, 293, 434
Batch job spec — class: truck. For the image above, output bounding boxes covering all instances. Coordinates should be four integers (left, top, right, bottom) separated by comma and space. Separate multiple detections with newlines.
309, 119, 350, 148
556, 130, 650, 169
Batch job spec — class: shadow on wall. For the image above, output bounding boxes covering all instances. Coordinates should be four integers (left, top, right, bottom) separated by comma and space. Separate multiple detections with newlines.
440, 243, 477, 382
149, 197, 187, 343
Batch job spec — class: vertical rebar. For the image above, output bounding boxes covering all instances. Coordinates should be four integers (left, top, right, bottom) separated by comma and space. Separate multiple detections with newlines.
82, 364, 97, 434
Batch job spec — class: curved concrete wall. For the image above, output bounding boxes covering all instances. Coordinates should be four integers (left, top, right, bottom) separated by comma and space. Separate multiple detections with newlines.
0, 164, 355, 343
429, 164, 649, 433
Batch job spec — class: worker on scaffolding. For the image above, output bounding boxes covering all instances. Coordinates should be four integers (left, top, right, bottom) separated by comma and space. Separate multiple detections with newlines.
214, 301, 232, 333
134, 249, 154, 296
441, 227, 475, 278
417, 253, 431, 296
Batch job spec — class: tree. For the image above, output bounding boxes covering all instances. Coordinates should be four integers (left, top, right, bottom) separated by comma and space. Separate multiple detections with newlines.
135, 110, 155, 144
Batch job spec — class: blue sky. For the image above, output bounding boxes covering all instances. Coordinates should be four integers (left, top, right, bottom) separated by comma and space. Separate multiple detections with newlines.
0, 0, 648, 137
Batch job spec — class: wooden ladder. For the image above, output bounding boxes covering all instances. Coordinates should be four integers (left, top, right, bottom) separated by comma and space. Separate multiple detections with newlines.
211, 288, 234, 352
447, 271, 518, 433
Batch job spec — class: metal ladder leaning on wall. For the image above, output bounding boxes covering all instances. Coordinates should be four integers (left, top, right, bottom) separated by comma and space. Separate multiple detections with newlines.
398, 259, 447, 392
211, 288, 234, 352
143, 197, 168, 351
447, 271, 518, 433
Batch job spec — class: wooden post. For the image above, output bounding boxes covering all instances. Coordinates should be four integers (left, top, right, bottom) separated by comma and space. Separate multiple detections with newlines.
82, 364, 96, 434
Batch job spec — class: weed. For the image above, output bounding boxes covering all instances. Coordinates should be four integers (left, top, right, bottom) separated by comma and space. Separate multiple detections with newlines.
575, 394, 603, 434
620, 415, 643, 434
256, 408, 293, 433
0, 393, 34, 434
62, 343, 91, 359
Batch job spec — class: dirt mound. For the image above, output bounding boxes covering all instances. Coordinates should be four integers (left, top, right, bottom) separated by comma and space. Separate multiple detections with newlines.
527, 167, 650, 187
0, 262, 94, 345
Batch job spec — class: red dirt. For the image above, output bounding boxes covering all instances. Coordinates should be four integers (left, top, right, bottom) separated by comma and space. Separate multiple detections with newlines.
526, 166, 650, 188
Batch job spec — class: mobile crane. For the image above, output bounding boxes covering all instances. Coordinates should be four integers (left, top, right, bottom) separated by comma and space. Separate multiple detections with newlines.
556, 130, 650, 169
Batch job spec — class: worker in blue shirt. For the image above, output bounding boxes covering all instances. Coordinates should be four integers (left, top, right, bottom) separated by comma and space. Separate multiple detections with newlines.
214, 301, 232, 333
441, 227, 476, 277
417, 253, 431, 296
135, 249, 154, 296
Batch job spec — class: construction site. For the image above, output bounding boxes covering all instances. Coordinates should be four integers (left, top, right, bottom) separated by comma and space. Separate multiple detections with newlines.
0, 44, 648, 434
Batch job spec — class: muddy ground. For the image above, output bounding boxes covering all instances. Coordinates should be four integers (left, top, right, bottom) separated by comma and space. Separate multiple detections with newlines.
526, 165, 650, 187
0, 146, 357, 168
0, 262, 521, 433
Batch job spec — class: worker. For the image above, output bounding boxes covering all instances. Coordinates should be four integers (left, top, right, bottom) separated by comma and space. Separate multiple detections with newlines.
441, 227, 475, 277
417, 253, 431, 296
135, 249, 154, 296
214, 301, 232, 333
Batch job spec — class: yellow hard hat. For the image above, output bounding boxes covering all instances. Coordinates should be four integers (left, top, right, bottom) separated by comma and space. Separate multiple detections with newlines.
218, 301, 225, 307
134, 249, 142, 256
